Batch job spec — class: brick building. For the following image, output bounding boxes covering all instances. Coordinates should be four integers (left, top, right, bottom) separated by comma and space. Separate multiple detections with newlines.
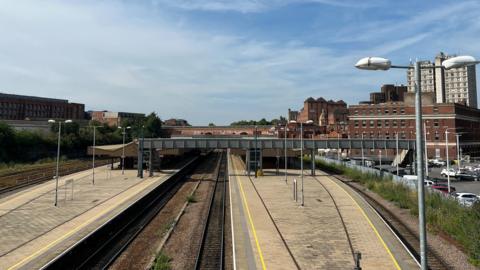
369, 84, 407, 104
0, 93, 84, 120
90, 111, 145, 127
288, 97, 348, 133
163, 118, 190, 126
348, 92, 480, 159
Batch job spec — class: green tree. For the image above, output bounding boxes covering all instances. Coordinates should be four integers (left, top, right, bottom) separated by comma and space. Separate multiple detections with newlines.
208, 123, 216, 127
0, 122, 16, 162
144, 112, 163, 138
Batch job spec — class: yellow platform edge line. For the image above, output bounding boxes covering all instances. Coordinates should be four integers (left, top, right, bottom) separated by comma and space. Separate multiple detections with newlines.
232, 156, 267, 270
327, 177, 402, 270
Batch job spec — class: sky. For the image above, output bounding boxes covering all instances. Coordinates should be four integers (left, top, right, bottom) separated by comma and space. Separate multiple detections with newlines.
1, 0, 479, 125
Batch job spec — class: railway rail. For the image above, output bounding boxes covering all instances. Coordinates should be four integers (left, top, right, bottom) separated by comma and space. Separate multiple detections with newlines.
0, 159, 114, 195
194, 152, 227, 270
40, 155, 203, 270
326, 172, 451, 270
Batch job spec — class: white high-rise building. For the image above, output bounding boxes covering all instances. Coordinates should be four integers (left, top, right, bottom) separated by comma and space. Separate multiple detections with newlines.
407, 52, 477, 108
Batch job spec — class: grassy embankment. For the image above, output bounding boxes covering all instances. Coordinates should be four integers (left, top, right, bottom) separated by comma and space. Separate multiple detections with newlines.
313, 157, 480, 266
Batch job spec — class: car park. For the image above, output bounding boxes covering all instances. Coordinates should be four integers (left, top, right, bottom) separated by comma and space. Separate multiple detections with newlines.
454, 193, 479, 207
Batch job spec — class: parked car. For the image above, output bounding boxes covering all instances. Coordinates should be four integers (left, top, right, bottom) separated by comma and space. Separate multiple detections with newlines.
454, 193, 479, 207
429, 159, 446, 167
424, 180, 435, 186
455, 173, 480, 181
430, 183, 456, 194
440, 168, 457, 177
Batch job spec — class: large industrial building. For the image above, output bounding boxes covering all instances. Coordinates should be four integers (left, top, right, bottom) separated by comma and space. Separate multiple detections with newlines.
0, 93, 85, 121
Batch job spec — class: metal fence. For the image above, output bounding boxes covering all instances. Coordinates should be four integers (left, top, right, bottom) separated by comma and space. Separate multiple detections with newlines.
316, 156, 417, 189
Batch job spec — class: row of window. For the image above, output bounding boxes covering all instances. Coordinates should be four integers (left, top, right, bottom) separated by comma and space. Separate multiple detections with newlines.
353, 131, 443, 141
354, 119, 440, 128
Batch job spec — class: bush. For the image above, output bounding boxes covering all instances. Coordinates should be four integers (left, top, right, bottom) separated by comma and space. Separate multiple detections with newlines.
152, 252, 172, 270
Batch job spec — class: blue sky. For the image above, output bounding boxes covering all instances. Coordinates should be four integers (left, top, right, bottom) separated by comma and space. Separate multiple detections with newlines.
1, 0, 479, 125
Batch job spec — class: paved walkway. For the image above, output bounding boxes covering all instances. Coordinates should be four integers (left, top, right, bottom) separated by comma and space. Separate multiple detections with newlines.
0, 166, 175, 270
229, 154, 418, 270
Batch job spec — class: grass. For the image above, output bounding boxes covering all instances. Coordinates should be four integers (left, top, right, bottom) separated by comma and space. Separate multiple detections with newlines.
186, 194, 197, 203
151, 252, 172, 270
314, 158, 480, 266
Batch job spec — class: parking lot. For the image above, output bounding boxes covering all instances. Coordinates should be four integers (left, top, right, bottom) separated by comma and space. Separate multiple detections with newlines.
427, 166, 480, 194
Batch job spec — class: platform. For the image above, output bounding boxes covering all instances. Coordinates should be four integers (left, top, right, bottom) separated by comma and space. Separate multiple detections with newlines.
228, 153, 419, 270
0, 166, 176, 270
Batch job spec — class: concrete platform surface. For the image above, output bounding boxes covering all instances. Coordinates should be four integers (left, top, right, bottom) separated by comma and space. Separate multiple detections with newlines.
0, 166, 175, 270
229, 153, 418, 270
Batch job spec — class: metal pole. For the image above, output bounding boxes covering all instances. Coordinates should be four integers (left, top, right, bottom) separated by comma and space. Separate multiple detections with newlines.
414, 61, 427, 270
396, 132, 399, 176
285, 125, 288, 183
255, 126, 258, 178
54, 122, 61, 207
379, 149, 382, 169
446, 130, 450, 193
138, 126, 144, 178
301, 122, 304, 206
424, 122, 429, 177
361, 133, 365, 166
92, 126, 96, 185
122, 127, 126, 175
456, 134, 461, 170
337, 133, 340, 160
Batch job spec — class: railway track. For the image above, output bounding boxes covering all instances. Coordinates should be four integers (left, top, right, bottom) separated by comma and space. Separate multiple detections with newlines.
325, 172, 451, 270
194, 151, 227, 270
40, 155, 204, 270
0, 159, 113, 195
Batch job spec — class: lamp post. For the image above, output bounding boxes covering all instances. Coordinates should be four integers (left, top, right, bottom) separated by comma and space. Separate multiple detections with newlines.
445, 128, 458, 193
284, 124, 288, 183
424, 122, 429, 178
254, 125, 258, 178
48, 119, 72, 206
137, 125, 145, 178
361, 133, 365, 166
455, 134, 461, 170
119, 126, 131, 175
355, 54, 479, 270
395, 132, 399, 176
91, 125, 99, 185
300, 122, 304, 206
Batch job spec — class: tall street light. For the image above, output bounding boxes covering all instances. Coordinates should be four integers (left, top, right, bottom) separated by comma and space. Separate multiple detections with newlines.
254, 125, 258, 178
455, 133, 462, 171
90, 125, 101, 185
137, 125, 145, 178
118, 126, 131, 175
445, 128, 459, 193
395, 132, 399, 176
48, 119, 72, 206
355, 54, 479, 270
283, 123, 288, 183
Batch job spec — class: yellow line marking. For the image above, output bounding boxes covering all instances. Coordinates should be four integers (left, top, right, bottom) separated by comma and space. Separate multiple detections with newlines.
324, 176, 402, 270
233, 157, 267, 270
7, 178, 158, 270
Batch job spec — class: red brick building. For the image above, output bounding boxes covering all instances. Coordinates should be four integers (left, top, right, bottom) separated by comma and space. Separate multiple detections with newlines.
288, 97, 348, 133
0, 93, 84, 120
348, 92, 480, 159
90, 111, 145, 127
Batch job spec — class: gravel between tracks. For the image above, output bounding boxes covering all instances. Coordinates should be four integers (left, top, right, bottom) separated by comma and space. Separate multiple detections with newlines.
108, 178, 199, 270
161, 178, 215, 269
339, 176, 477, 270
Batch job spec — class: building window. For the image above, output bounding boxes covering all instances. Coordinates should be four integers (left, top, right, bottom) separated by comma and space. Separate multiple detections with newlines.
377, 120, 382, 127
354, 110, 358, 115
385, 120, 389, 127
393, 120, 397, 127
362, 120, 366, 127
434, 120, 439, 127
385, 132, 390, 139
435, 131, 440, 140
370, 131, 374, 138
400, 120, 406, 127
392, 108, 397, 114
384, 109, 389, 114
401, 132, 406, 139
369, 120, 374, 128
354, 120, 359, 128
400, 108, 405, 114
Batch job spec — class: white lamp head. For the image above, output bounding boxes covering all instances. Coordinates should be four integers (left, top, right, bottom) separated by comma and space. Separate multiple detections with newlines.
65, 119, 73, 123
306, 120, 314, 124
355, 57, 391, 70
126, 126, 131, 129
48, 119, 56, 123
289, 120, 297, 123
442, 55, 479, 70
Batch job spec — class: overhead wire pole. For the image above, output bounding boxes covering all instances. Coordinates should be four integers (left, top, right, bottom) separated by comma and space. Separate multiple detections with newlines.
54, 122, 62, 206
92, 126, 96, 185
300, 122, 304, 207
284, 124, 288, 183
396, 132, 399, 176
254, 125, 258, 178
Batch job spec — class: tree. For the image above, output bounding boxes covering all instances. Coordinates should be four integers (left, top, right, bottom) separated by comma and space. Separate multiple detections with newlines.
208, 123, 216, 127
0, 122, 16, 162
144, 112, 163, 138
